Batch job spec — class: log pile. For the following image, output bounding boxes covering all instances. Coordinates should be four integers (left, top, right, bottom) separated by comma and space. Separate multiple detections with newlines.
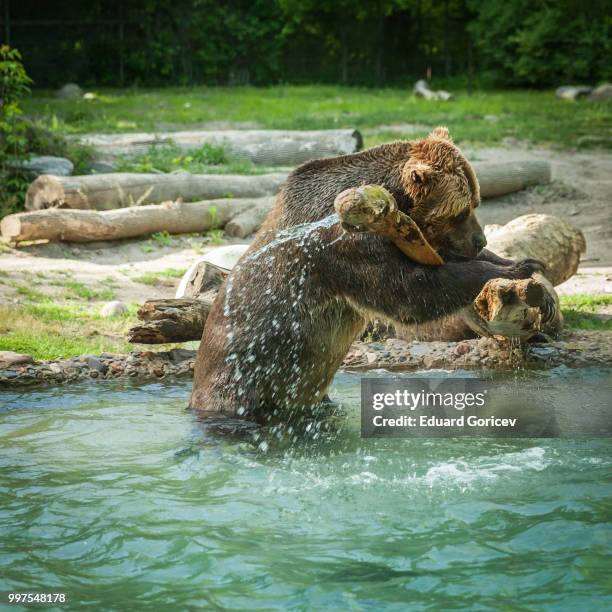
2, 160, 552, 244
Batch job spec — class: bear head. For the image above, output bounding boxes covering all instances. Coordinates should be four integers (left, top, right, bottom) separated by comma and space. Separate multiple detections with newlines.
401, 127, 487, 259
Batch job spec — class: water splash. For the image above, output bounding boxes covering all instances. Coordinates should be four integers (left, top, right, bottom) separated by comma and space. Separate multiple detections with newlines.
221, 213, 345, 429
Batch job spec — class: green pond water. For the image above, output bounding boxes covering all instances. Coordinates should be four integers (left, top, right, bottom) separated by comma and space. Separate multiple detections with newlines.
1, 368, 611, 611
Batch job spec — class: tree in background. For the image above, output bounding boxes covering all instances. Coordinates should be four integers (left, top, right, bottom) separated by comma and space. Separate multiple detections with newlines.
1, 0, 609, 87
468, 0, 611, 85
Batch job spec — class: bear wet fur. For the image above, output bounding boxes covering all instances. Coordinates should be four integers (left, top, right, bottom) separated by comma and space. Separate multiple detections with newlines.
190, 128, 540, 420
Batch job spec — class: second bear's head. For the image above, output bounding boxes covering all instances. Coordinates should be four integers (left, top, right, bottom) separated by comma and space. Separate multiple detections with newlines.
401, 127, 487, 258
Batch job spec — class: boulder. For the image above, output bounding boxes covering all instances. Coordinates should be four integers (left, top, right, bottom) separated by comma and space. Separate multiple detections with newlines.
56, 83, 83, 98
0, 351, 34, 368
555, 85, 592, 101
588, 83, 612, 101
8, 155, 74, 178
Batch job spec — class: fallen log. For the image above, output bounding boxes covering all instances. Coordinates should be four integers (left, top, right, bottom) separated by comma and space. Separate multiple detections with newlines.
127, 298, 212, 344
484, 214, 585, 286
1, 197, 271, 243
25, 172, 286, 211
22, 160, 549, 213
225, 199, 274, 238
128, 264, 227, 343
73, 129, 364, 166
475, 161, 551, 199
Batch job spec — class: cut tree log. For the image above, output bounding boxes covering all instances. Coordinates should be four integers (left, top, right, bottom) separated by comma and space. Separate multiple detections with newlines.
127, 298, 212, 344
225, 199, 274, 238
25, 172, 286, 211
73, 129, 364, 166
22, 160, 549, 213
484, 214, 585, 286
1, 197, 271, 243
475, 161, 551, 199
128, 263, 227, 343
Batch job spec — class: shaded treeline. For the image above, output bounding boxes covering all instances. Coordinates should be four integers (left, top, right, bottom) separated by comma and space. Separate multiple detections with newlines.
1, 0, 609, 88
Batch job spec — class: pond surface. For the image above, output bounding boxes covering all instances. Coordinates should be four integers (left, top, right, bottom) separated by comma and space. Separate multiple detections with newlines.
1, 368, 611, 610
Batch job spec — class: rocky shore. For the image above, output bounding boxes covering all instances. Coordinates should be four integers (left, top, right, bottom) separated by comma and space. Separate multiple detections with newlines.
1, 330, 610, 388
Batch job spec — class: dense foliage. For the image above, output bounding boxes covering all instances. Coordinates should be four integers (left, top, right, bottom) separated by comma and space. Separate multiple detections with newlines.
3, 0, 609, 88
0, 45, 32, 216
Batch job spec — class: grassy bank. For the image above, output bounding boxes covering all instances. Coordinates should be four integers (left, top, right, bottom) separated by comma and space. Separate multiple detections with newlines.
1, 292, 609, 361
23, 85, 612, 149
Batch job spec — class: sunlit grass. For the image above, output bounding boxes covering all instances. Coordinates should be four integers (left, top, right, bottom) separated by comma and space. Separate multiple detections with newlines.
559, 294, 612, 331
0, 302, 138, 360
134, 268, 186, 286
22, 85, 611, 149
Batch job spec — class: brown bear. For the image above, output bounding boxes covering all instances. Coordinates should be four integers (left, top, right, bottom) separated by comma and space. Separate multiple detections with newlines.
190, 127, 539, 420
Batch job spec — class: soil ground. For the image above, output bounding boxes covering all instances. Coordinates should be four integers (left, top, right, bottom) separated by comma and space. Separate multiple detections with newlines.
1, 144, 610, 308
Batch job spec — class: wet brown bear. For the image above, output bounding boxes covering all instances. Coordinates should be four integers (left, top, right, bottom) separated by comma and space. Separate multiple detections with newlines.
190, 127, 539, 420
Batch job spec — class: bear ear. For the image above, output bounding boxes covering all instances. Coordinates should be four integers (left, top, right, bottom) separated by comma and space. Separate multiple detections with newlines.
429, 126, 452, 142
402, 160, 434, 202
406, 161, 433, 186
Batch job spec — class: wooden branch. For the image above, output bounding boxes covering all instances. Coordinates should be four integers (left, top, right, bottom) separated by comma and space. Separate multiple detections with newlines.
25, 173, 285, 211
225, 199, 274, 238
333, 185, 443, 265
1, 197, 271, 243
22, 161, 549, 213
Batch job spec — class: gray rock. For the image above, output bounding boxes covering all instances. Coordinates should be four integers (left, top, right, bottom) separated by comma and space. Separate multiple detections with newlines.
86, 356, 108, 374
366, 352, 378, 364
169, 348, 197, 362
409, 343, 431, 358
56, 83, 83, 98
528, 346, 559, 360
588, 83, 612, 101
0, 351, 34, 368
101, 301, 127, 317
0, 370, 18, 379
555, 85, 592, 101
8, 155, 73, 177
88, 160, 117, 174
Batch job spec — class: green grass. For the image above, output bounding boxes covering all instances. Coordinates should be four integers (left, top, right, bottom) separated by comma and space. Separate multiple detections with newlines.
560, 294, 612, 331
134, 268, 186, 286
0, 301, 138, 360
22, 85, 612, 149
